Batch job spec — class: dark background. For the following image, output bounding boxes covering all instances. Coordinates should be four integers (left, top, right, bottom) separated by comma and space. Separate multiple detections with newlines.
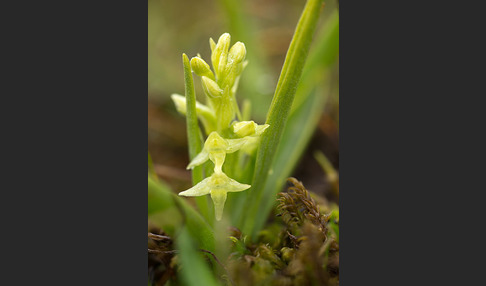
2, 0, 484, 284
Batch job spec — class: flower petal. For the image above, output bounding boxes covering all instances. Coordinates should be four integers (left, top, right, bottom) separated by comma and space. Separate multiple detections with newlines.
178, 177, 212, 197
225, 177, 251, 193
187, 150, 209, 169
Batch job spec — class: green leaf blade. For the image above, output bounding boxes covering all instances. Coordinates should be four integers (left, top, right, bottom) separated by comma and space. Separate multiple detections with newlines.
241, 0, 325, 237
183, 53, 212, 224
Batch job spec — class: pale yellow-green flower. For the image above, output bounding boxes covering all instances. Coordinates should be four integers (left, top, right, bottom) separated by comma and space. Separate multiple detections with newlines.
232, 121, 269, 154
232, 121, 269, 138
228, 42, 246, 65
187, 131, 247, 173
178, 172, 250, 220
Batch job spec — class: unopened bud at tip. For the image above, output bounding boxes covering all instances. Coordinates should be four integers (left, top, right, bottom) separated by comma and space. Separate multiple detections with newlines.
229, 42, 246, 64
218, 33, 231, 45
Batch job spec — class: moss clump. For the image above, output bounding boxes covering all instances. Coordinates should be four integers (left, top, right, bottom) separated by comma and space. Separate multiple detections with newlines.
225, 177, 339, 285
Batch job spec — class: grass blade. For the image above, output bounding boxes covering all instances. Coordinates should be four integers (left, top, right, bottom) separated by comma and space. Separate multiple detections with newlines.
182, 53, 212, 224
252, 75, 332, 234
291, 9, 339, 113
241, 0, 325, 237
245, 10, 339, 233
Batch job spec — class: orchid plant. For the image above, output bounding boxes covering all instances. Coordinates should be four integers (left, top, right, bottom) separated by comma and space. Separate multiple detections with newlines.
152, 0, 331, 241
149, 0, 338, 284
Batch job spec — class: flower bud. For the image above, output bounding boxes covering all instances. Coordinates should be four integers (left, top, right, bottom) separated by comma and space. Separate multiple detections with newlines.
190, 57, 214, 80
232, 121, 257, 137
201, 76, 223, 98
218, 42, 246, 88
232, 122, 269, 154
228, 42, 246, 64
211, 33, 231, 77
232, 121, 269, 138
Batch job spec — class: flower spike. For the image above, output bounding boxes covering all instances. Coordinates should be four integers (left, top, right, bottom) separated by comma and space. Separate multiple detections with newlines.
174, 33, 263, 221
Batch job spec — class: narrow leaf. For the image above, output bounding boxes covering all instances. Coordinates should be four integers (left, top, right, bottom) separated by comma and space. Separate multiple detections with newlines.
183, 53, 212, 223
241, 0, 325, 236
246, 10, 339, 232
